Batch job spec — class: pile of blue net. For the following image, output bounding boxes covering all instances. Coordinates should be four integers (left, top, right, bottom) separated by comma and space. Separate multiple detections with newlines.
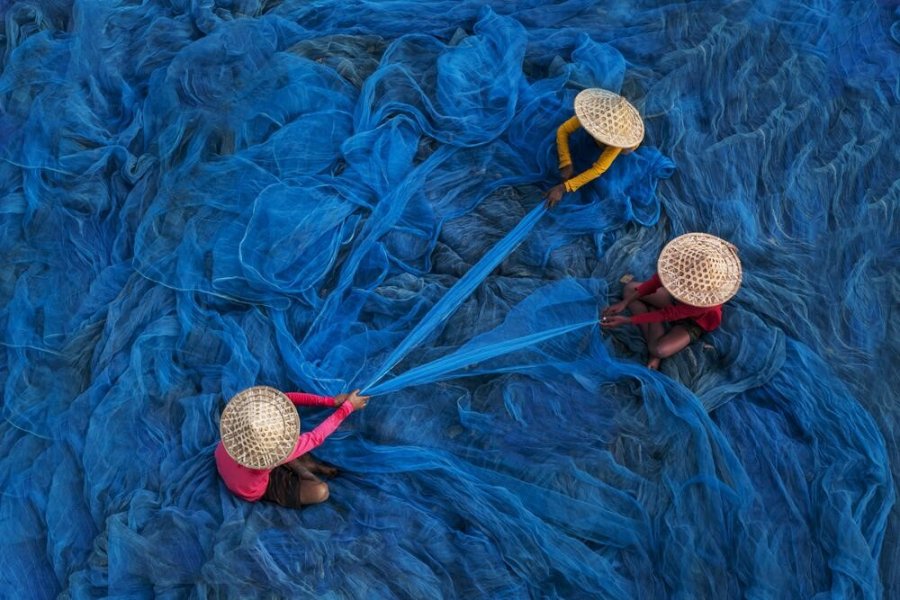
1, 0, 897, 597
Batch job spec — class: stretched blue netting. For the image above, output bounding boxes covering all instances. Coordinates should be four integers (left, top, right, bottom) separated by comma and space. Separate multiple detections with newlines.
1, 0, 898, 597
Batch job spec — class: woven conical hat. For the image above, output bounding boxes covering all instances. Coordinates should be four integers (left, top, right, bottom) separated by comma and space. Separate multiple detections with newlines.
220, 386, 299, 469
573, 88, 644, 148
657, 233, 742, 307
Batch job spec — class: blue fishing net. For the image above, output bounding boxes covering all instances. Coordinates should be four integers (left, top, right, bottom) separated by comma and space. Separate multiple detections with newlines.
1, 0, 897, 598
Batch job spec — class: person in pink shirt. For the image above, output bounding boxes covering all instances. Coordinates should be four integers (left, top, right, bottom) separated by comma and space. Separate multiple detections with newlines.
600, 233, 742, 370
215, 385, 368, 507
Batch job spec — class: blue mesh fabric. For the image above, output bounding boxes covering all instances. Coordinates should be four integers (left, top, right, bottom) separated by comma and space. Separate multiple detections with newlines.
1, 0, 897, 598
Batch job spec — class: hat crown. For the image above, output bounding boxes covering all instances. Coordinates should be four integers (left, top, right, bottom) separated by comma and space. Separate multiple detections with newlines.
689, 254, 717, 290
247, 411, 281, 436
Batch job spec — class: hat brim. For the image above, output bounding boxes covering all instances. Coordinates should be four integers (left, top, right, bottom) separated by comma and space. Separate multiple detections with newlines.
657, 233, 742, 307
574, 88, 645, 148
220, 386, 300, 470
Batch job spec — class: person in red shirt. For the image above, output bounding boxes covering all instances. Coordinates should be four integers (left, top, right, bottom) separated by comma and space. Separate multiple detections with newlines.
215, 386, 368, 507
600, 233, 742, 370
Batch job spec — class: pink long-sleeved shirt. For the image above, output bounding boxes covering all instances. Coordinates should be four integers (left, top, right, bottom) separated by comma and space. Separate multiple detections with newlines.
215, 392, 355, 501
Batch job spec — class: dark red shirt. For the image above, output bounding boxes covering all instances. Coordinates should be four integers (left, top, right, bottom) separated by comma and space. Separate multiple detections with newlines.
630, 273, 723, 332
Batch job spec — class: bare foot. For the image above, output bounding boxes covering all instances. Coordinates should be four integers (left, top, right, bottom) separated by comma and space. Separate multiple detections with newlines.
646, 356, 661, 370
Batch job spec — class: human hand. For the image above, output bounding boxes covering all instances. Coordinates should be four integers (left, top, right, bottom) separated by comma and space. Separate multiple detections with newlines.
333, 392, 350, 406
543, 184, 566, 209
602, 301, 627, 317
600, 315, 630, 329
560, 165, 574, 180
348, 389, 370, 410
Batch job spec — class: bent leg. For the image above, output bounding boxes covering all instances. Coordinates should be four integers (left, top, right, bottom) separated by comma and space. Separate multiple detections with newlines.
262, 465, 331, 508
298, 478, 330, 505
295, 453, 338, 477
625, 294, 665, 363
641, 287, 677, 309
649, 326, 693, 360
622, 280, 677, 369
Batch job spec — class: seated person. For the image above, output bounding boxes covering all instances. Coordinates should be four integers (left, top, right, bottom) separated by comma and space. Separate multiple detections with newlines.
215, 385, 368, 507
544, 88, 645, 208
601, 233, 742, 369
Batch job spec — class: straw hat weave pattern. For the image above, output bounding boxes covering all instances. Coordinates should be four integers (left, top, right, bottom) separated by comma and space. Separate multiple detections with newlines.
573, 88, 644, 148
220, 386, 300, 470
657, 233, 742, 307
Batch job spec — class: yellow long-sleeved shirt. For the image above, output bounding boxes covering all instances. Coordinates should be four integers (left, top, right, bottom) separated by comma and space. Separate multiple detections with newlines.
555, 116, 623, 192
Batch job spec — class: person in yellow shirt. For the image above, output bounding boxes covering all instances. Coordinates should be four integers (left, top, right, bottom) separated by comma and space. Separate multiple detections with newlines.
544, 88, 645, 208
